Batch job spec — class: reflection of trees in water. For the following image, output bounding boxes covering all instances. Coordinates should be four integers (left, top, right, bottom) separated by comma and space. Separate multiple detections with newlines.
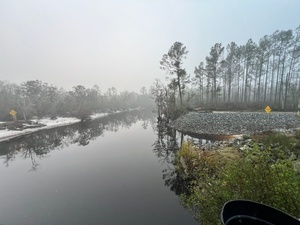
152, 123, 227, 196
0, 109, 154, 170
152, 122, 191, 196
152, 123, 178, 164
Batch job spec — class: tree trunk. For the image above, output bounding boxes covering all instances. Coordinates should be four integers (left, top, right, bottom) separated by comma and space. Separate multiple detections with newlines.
228, 71, 232, 103
177, 73, 183, 106
244, 65, 249, 103
257, 54, 264, 102
269, 54, 276, 103
284, 56, 296, 109
274, 55, 281, 105
279, 54, 286, 109
263, 54, 270, 102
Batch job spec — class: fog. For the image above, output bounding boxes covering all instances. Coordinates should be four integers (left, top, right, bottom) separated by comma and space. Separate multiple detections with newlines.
1, 0, 299, 92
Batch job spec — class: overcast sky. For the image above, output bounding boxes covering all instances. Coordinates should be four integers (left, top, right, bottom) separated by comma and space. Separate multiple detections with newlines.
1, 0, 300, 92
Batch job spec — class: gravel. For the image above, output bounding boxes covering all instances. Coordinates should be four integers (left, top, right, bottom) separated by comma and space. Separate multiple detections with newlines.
168, 112, 300, 136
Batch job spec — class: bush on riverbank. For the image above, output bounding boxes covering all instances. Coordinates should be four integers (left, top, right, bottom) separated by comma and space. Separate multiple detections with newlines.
178, 132, 300, 225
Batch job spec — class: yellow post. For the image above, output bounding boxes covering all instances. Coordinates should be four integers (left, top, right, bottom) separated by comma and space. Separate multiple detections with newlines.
10, 110, 17, 121
265, 106, 271, 131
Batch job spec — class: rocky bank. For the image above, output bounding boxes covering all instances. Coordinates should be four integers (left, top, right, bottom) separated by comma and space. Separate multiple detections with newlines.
168, 112, 300, 136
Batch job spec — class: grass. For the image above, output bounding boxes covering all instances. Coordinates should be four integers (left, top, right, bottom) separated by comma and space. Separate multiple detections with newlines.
176, 132, 300, 225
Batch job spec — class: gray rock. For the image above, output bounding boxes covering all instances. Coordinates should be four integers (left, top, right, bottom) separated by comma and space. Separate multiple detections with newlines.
168, 112, 300, 136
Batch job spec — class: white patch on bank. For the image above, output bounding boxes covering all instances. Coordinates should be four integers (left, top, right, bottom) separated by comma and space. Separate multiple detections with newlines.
0, 108, 141, 142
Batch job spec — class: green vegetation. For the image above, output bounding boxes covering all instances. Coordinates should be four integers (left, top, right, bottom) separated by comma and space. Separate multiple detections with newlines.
176, 132, 300, 225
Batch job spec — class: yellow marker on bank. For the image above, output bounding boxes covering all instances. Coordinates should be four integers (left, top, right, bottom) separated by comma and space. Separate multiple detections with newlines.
10, 110, 17, 116
265, 106, 271, 130
265, 106, 271, 114
9, 110, 17, 121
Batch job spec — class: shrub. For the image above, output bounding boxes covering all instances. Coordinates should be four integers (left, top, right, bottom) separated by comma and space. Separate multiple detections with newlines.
179, 142, 300, 225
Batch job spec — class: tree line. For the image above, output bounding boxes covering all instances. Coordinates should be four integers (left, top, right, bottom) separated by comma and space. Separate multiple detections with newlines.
154, 24, 300, 118
0, 80, 153, 121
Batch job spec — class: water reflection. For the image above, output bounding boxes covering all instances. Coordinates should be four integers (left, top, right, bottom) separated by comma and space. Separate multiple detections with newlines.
152, 122, 232, 197
0, 110, 200, 225
152, 123, 178, 164
0, 110, 154, 170
151, 121, 193, 196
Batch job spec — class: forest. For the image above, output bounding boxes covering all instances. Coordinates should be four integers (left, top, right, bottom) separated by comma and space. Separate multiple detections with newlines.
154, 24, 300, 118
0, 80, 153, 121
2, 25, 300, 122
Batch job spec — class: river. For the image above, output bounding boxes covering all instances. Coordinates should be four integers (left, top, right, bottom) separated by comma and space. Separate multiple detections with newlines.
0, 110, 198, 225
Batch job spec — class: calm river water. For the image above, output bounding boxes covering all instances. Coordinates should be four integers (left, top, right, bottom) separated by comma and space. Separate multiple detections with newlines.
0, 110, 198, 225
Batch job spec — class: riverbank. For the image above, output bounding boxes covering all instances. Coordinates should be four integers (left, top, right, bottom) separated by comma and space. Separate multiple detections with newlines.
168, 111, 300, 137
177, 130, 300, 224
0, 109, 138, 142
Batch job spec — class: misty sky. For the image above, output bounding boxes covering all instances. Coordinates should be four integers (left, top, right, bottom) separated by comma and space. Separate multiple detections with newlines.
1, 0, 300, 92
